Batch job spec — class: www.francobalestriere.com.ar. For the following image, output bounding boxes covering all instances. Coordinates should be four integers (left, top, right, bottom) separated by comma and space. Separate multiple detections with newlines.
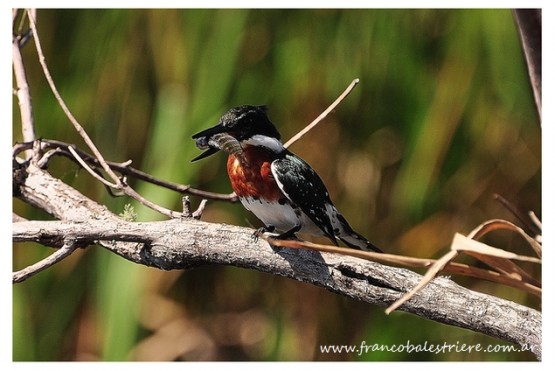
319, 340, 536, 356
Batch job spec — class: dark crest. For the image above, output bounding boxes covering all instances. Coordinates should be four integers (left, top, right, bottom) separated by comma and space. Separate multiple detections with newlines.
219, 105, 281, 141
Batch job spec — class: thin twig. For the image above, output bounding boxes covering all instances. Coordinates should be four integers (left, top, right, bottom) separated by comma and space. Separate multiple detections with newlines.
68, 146, 119, 188
14, 139, 239, 202
528, 211, 542, 244
385, 250, 459, 314
35, 147, 61, 168
26, 9, 121, 184
513, 9, 541, 123
284, 78, 360, 148
12, 23, 35, 160
192, 199, 208, 219
384, 218, 542, 314
26, 9, 183, 219
13, 238, 79, 283
494, 193, 541, 237
261, 234, 541, 297
529, 211, 542, 231
14, 10, 34, 48
468, 219, 542, 258
124, 183, 183, 217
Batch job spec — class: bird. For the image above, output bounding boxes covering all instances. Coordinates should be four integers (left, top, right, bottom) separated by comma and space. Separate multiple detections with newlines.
191, 105, 381, 252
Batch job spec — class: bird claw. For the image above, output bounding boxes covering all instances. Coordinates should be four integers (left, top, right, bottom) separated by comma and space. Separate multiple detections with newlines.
252, 225, 276, 242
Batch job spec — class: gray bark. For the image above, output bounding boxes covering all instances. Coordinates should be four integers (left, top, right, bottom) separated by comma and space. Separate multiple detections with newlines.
13, 163, 542, 359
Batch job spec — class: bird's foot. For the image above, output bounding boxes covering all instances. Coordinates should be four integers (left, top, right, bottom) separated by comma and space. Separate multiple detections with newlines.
252, 225, 276, 242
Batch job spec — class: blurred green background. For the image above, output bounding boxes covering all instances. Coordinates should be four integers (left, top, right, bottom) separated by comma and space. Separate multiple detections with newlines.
12, 9, 540, 361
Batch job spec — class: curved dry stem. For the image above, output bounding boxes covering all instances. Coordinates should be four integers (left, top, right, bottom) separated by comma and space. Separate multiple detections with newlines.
26, 9, 120, 184
13, 238, 78, 283
284, 78, 360, 148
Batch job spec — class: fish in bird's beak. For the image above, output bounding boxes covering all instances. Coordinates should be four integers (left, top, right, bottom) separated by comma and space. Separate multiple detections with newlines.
191, 123, 244, 162
191, 123, 228, 162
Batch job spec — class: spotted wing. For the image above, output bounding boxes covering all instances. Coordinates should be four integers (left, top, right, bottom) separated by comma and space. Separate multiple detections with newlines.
270, 153, 337, 244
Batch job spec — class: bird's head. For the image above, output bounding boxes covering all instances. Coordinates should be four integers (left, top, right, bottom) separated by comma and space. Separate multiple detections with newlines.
191, 105, 284, 162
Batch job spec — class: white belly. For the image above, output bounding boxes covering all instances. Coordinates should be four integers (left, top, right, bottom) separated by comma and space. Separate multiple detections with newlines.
240, 196, 323, 235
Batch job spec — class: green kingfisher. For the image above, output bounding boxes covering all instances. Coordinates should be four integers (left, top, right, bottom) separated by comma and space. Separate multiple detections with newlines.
192, 105, 381, 252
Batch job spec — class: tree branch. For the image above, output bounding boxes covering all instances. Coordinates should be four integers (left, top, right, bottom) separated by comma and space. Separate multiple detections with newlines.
26, 9, 119, 184
13, 237, 79, 283
13, 139, 239, 202
13, 163, 541, 359
26, 9, 184, 219
513, 9, 541, 123
12, 16, 35, 160
13, 218, 542, 359
283, 78, 360, 148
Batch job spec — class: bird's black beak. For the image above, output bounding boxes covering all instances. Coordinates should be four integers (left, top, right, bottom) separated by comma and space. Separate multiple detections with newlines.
190, 147, 219, 162
191, 123, 229, 162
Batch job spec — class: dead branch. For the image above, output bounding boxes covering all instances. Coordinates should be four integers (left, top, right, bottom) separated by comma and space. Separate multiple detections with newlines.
262, 235, 541, 298
13, 237, 78, 283
12, 163, 541, 359
26, 9, 184, 219
284, 78, 360, 148
386, 221, 541, 315
12, 15, 35, 160
13, 139, 238, 202
513, 9, 541, 123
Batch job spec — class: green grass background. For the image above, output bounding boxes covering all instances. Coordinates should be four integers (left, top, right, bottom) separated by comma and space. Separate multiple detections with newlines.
13, 9, 540, 361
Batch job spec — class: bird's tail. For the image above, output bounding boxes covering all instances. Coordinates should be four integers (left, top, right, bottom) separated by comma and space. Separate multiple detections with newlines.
334, 211, 382, 252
